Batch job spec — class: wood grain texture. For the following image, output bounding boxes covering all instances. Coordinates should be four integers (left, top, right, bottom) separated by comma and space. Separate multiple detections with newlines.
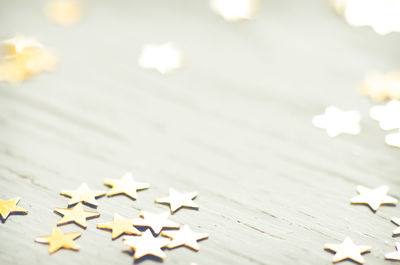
1, 0, 400, 264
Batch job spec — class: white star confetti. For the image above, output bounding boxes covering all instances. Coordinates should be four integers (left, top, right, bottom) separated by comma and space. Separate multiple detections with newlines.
385, 130, 400, 148
370, 100, 400, 131
210, 0, 259, 21
138, 42, 182, 74
312, 106, 361, 137
155, 188, 199, 214
391, 217, 400, 236
123, 229, 170, 260
162, 224, 209, 251
350, 185, 398, 212
385, 242, 400, 261
324, 237, 371, 264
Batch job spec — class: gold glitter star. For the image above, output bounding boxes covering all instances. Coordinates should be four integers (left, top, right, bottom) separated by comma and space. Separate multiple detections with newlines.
162, 224, 209, 251
385, 242, 400, 261
155, 188, 199, 213
391, 217, 400, 236
60, 182, 105, 207
0, 197, 28, 222
54, 202, 99, 228
104, 172, 150, 200
123, 229, 170, 260
35, 227, 81, 254
133, 211, 180, 235
324, 237, 371, 264
97, 213, 141, 239
350, 185, 398, 212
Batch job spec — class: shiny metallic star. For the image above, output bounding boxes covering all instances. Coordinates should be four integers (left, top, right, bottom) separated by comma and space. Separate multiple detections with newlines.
123, 229, 170, 260
35, 227, 81, 254
350, 185, 398, 212
385, 242, 400, 261
162, 224, 209, 251
138, 42, 182, 74
391, 217, 400, 236
97, 213, 141, 239
324, 237, 371, 264
370, 100, 400, 130
0, 197, 28, 222
54, 202, 99, 228
312, 106, 361, 137
133, 210, 179, 235
155, 188, 199, 213
60, 182, 105, 207
104, 172, 150, 200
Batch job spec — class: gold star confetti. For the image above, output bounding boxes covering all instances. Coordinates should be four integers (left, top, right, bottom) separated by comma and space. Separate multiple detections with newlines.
155, 188, 199, 214
350, 185, 398, 212
44, 0, 83, 26
324, 237, 371, 264
0, 197, 28, 221
360, 72, 400, 101
123, 229, 170, 260
97, 213, 141, 239
133, 211, 179, 235
370, 100, 400, 130
104, 172, 150, 200
312, 106, 361, 137
54, 202, 99, 228
385, 242, 400, 261
391, 217, 400, 236
35, 227, 81, 254
138, 42, 183, 74
386, 130, 400, 148
162, 224, 209, 251
60, 182, 105, 207
210, 0, 259, 21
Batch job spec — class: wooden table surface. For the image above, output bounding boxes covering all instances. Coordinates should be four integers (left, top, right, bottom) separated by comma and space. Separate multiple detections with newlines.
1, 0, 400, 264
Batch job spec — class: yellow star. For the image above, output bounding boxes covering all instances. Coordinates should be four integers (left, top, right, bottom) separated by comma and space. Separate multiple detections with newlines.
104, 172, 150, 200
60, 182, 105, 207
35, 227, 81, 254
350, 185, 398, 212
324, 237, 371, 264
155, 188, 199, 213
97, 213, 141, 239
0, 197, 28, 221
162, 224, 208, 251
133, 211, 180, 235
391, 217, 400, 235
123, 229, 170, 260
54, 202, 99, 228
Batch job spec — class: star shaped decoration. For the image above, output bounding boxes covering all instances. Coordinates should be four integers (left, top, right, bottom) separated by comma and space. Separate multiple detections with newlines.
138, 42, 183, 74
54, 202, 100, 228
123, 229, 170, 260
312, 106, 361, 137
386, 130, 400, 148
2, 36, 43, 55
97, 213, 141, 239
324, 237, 371, 264
370, 100, 400, 130
35, 227, 81, 254
360, 72, 400, 101
133, 211, 180, 235
391, 217, 400, 236
0, 197, 28, 222
385, 242, 400, 260
162, 224, 209, 251
104, 172, 150, 200
60, 182, 105, 207
350, 185, 398, 212
210, 0, 259, 21
155, 188, 199, 213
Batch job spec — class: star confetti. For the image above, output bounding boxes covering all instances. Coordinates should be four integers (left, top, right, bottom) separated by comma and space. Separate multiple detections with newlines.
54, 202, 100, 228
312, 106, 361, 137
35, 227, 81, 254
350, 185, 398, 212
97, 213, 141, 239
370, 100, 400, 130
360, 72, 400, 101
0, 197, 28, 222
162, 224, 209, 251
324, 237, 371, 264
123, 229, 170, 260
385, 242, 400, 261
133, 211, 180, 235
210, 0, 259, 21
138, 42, 182, 74
104, 172, 150, 200
44, 0, 83, 26
60, 182, 105, 207
391, 217, 400, 236
386, 130, 400, 148
155, 188, 199, 214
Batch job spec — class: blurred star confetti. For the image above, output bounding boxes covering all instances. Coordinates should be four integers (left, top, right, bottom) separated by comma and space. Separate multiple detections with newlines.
370, 100, 400, 130
360, 72, 400, 101
385, 130, 400, 148
138, 42, 183, 74
210, 0, 259, 21
123, 229, 170, 260
35, 227, 81, 254
54, 202, 100, 228
44, 0, 83, 26
60, 182, 105, 207
133, 210, 179, 235
97, 213, 141, 239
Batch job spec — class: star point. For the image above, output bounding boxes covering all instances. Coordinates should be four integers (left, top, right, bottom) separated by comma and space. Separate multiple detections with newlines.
60, 182, 105, 207
35, 227, 81, 254
162, 224, 209, 251
123, 229, 170, 260
104, 172, 150, 200
133, 210, 179, 235
155, 188, 199, 213
391, 217, 400, 236
97, 213, 141, 239
0, 197, 28, 221
54, 202, 99, 228
350, 185, 397, 212
324, 237, 371, 264
385, 242, 400, 261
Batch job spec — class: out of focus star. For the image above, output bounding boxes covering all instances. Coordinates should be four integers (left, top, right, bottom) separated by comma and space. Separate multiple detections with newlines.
133, 211, 179, 235
44, 0, 83, 26
97, 213, 141, 239
210, 0, 259, 21
155, 188, 199, 213
324, 237, 371, 263
54, 202, 99, 228
104, 172, 150, 200
0, 197, 28, 221
312, 106, 361, 137
138, 42, 182, 74
35, 227, 81, 254
391, 217, 400, 236
2, 36, 42, 55
162, 224, 209, 251
386, 130, 400, 148
370, 100, 400, 130
60, 182, 105, 207
123, 229, 170, 260
350, 185, 397, 212
386, 242, 400, 260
